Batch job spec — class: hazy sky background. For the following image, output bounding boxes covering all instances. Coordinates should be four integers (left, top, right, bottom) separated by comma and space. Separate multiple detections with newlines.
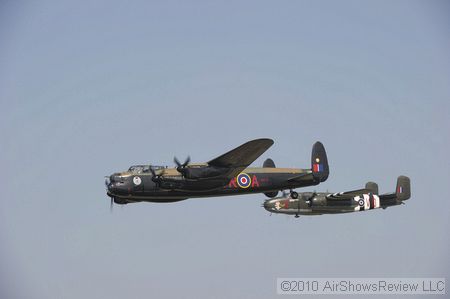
1, 1, 449, 298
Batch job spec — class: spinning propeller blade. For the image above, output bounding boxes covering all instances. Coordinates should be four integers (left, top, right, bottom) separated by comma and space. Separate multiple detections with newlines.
174, 156, 190, 175
150, 167, 165, 183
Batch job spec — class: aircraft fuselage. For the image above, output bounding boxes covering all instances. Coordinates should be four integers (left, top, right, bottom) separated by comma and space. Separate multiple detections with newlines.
107, 167, 319, 203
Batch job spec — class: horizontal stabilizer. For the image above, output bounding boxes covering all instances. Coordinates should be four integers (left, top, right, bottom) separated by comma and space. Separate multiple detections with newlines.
287, 173, 311, 182
379, 175, 411, 203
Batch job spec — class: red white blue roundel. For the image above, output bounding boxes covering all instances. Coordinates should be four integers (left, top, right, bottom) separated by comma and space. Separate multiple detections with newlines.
237, 173, 251, 188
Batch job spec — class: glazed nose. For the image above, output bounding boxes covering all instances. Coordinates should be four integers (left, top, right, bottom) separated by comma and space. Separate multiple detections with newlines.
106, 175, 119, 191
263, 200, 273, 210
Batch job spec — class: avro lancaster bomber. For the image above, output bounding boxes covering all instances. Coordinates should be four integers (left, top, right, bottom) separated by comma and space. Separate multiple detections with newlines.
105, 138, 329, 207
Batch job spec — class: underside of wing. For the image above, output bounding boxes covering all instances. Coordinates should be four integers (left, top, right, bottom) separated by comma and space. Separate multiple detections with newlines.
326, 188, 372, 200
208, 138, 274, 177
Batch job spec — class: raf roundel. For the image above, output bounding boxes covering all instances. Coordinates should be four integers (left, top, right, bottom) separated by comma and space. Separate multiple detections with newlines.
237, 173, 252, 189
133, 176, 142, 186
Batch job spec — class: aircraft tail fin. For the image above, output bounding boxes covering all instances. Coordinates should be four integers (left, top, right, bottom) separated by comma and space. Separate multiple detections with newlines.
395, 175, 411, 201
365, 182, 379, 195
311, 141, 329, 182
378, 175, 411, 205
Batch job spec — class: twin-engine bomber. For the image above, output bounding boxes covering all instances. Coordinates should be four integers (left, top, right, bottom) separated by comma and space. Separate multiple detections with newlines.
105, 138, 329, 207
263, 176, 411, 217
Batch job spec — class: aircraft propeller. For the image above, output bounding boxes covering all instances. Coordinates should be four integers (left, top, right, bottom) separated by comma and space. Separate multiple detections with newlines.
174, 156, 190, 176
105, 177, 114, 212
104, 176, 110, 188
149, 167, 165, 184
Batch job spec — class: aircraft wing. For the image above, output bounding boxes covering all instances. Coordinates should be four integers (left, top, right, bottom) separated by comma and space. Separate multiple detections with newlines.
208, 138, 274, 177
326, 188, 372, 200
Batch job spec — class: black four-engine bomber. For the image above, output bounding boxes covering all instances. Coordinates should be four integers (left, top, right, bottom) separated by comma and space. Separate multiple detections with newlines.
105, 138, 329, 207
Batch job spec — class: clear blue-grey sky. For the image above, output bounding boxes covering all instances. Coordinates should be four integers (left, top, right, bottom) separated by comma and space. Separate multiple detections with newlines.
1, 1, 449, 298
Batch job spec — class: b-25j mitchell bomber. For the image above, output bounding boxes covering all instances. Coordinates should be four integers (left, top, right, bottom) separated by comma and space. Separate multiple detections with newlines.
105, 138, 329, 207
263, 176, 411, 217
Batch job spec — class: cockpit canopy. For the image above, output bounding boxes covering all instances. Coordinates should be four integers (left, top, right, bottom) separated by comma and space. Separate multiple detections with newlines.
128, 165, 166, 174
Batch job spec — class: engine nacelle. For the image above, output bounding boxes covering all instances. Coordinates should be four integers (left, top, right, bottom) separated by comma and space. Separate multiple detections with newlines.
263, 158, 279, 198
353, 194, 380, 211
306, 193, 326, 206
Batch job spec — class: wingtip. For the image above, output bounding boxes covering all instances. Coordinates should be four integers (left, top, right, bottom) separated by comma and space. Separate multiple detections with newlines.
256, 137, 274, 143
248, 138, 274, 146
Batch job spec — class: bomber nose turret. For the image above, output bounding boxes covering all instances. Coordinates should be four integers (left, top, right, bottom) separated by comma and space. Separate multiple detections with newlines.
109, 173, 121, 183
105, 174, 131, 197
105, 174, 124, 195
